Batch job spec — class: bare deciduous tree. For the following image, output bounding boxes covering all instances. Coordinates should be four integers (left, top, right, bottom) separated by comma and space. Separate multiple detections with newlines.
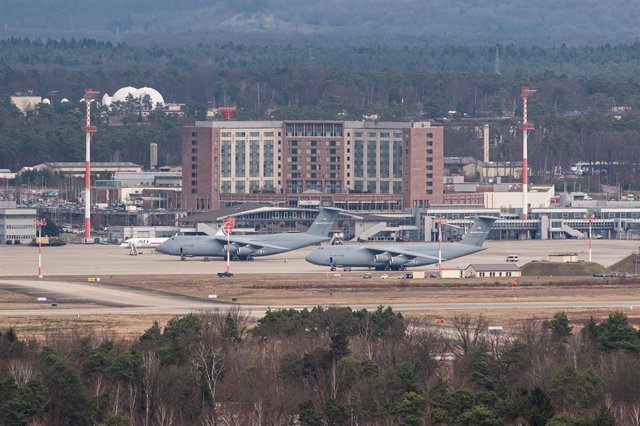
141, 351, 160, 426
451, 314, 488, 356
8, 358, 34, 385
155, 401, 175, 426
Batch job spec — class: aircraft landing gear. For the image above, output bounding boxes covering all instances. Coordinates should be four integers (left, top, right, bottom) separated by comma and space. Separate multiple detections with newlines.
330, 266, 337, 271
203, 257, 210, 262
180, 256, 186, 261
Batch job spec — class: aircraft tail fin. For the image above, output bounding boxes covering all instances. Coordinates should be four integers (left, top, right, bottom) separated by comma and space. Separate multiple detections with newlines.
460, 216, 497, 247
305, 208, 341, 236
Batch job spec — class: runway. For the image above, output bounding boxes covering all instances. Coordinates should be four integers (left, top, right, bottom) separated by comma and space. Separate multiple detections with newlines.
1, 239, 638, 321
0, 239, 637, 277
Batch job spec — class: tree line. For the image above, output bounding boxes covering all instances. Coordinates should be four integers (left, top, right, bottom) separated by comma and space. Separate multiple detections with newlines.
2, 39, 640, 187
2, 307, 640, 425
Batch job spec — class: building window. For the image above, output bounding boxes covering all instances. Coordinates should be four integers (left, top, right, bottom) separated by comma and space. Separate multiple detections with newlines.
191, 188, 197, 194
192, 139, 198, 145
191, 131, 198, 137
221, 132, 231, 137
427, 165, 433, 170
235, 132, 246, 137
192, 156, 197, 161
250, 132, 260, 137
426, 157, 433, 162
426, 189, 433, 195
191, 148, 198, 153
427, 140, 433, 146
427, 133, 433, 137
191, 172, 198, 178
426, 149, 433, 154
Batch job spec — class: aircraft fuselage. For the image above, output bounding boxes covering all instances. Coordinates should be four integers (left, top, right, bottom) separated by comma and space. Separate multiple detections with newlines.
305, 243, 484, 270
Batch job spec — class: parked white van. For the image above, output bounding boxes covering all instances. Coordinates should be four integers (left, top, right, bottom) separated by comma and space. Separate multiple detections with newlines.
506, 254, 519, 262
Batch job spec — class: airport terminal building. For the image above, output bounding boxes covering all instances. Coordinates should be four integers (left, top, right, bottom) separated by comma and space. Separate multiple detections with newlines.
182, 120, 444, 212
0, 200, 36, 244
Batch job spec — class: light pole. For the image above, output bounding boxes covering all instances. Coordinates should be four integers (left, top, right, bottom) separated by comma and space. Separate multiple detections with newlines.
433, 217, 447, 276
586, 215, 595, 263
223, 218, 236, 274
35, 219, 47, 279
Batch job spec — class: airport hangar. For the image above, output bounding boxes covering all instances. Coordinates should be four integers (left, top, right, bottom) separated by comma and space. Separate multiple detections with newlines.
169, 200, 640, 244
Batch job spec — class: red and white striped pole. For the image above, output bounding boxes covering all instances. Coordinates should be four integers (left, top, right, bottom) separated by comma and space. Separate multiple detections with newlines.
223, 218, 236, 273
520, 87, 536, 221
35, 219, 46, 278
83, 89, 98, 243
434, 217, 447, 276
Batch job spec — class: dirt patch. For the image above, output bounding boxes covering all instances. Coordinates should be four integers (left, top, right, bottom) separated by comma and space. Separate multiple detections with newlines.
1, 315, 175, 341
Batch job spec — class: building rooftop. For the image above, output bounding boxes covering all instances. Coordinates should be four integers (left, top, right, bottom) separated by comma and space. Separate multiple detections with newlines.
179, 203, 327, 223
467, 263, 521, 272
42, 162, 141, 168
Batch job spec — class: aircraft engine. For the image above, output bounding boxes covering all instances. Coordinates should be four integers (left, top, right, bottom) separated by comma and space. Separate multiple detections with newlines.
235, 246, 255, 257
373, 253, 391, 263
389, 255, 409, 266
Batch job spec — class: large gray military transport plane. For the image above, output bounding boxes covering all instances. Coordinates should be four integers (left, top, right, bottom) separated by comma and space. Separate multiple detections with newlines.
156, 207, 341, 261
305, 216, 497, 271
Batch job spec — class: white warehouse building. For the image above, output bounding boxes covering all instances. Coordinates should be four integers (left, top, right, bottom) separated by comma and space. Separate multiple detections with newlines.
0, 201, 37, 244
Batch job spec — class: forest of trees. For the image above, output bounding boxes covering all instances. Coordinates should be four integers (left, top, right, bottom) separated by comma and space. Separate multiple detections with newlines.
2, 39, 640, 188
2, 307, 640, 425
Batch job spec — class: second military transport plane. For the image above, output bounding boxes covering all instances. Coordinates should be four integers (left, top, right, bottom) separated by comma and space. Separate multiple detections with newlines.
157, 207, 341, 261
305, 216, 497, 271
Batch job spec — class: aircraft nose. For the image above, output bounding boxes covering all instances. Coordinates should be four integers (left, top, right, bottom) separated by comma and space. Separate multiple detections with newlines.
305, 249, 323, 265
156, 240, 172, 254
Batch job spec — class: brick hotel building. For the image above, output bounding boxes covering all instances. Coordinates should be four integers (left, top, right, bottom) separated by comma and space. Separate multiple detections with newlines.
182, 120, 443, 212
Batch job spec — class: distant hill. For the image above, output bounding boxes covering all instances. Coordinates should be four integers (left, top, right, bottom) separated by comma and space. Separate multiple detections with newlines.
1, 0, 639, 45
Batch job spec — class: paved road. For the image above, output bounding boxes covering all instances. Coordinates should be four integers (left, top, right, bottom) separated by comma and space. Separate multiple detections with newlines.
1, 239, 638, 277
2, 278, 640, 318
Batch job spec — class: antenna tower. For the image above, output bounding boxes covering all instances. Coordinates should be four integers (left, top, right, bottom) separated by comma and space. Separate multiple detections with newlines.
83, 89, 99, 242
519, 87, 536, 220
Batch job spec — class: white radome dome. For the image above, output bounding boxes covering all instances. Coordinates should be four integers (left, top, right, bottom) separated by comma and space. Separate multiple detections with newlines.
101, 93, 112, 107
41, 98, 51, 105
111, 86, 137, 103
60, 98, 69, 103
135, 87, 165, 108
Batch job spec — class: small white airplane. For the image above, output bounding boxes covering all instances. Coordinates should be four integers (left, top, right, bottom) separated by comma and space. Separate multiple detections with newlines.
120, 237, 169, 249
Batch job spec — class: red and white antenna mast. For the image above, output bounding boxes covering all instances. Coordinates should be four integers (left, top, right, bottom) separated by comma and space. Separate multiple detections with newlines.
83, 89, 99, 243
519, 87, 536, 220
219, 106, 236, 120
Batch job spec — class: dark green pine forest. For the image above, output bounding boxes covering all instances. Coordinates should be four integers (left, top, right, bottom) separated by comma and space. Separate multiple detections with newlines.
1, 308, 638, 425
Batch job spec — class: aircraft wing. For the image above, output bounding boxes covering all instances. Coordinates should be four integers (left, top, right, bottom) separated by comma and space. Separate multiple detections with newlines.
212, 235, 290, 251
364, 246, 442, 261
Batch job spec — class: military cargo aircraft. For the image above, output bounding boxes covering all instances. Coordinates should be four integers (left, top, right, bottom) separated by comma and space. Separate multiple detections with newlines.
305, 216, 496, 271
157, 207, 341, 261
